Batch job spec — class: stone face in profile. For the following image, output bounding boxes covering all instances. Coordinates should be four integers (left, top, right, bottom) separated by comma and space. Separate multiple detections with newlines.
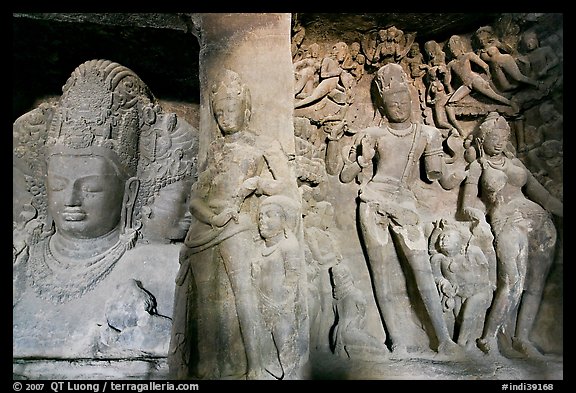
13, 59, 197, 362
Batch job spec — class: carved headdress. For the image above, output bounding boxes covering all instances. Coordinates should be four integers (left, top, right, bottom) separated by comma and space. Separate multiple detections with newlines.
210, 69, 252, 116
478, 111, 511, 138
46, 59, 156, 179
136, 111, 198, 225
375, 63, 410, 95
260, 194, 301, 234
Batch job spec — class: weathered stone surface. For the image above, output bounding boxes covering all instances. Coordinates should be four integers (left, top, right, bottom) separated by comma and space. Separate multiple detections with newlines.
13, 12, 562, 381
13, 58, 198, 377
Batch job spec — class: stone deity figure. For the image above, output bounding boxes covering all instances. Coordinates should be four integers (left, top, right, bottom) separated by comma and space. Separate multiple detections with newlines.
371, 27, 415, 67
474, 26, 513, 60
302, 194, 343, 351
479, 46, 539, 92
461, 112, 562, 357
330, 263, 387, 360
341, 41, 365, 84
473, 25, 540, 92
517, 31, 560, 81
403, 42, 427, 109
340, 63, 462, 356
422, 40, 465, 137
429, 222, 493, 351
13, 59, 184, 362
137, 111, 198, 244
253, 195, 307, 379
445, 35, 514, 108
294, 43, 322, 99
168, 69, 294, 380
294, 42, 349, 109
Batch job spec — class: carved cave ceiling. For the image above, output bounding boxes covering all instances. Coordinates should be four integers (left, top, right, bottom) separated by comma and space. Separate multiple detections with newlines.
13, 12, 501, 121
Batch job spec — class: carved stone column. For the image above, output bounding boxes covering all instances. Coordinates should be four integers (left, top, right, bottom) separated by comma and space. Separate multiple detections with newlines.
192, 13, 296, 167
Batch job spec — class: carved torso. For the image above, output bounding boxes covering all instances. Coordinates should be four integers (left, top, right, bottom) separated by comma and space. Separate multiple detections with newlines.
206, 132, 264, 213
479, 157, 527, 210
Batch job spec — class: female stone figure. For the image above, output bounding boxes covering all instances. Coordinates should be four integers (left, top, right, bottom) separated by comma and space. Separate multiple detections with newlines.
445, 35, 514, 108
340, 63, 461, 356
169, 70, 293, 379
461, 112, 562, 357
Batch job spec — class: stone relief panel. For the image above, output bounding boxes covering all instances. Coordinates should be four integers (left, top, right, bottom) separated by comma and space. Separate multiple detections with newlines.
13, 12, 562, 381
291, 13, 562, 363
13, 59, 199, 362
169, 69, 307, 380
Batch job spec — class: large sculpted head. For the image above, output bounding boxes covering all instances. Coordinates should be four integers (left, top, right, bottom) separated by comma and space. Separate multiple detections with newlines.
45, 59, 156, 242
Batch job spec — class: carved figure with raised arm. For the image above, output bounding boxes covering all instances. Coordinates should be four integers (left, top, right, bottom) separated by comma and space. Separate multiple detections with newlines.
339, 63, 462, 357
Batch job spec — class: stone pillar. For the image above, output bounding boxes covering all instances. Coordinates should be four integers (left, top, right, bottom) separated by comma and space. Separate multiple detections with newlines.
186, 13, 309, 379
192, 13, 296, 168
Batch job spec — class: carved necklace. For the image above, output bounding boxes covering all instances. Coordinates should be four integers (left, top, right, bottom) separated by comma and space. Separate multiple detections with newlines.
27, 229, 137, 304
387, 123, 415, 138
486, 154, 506, 169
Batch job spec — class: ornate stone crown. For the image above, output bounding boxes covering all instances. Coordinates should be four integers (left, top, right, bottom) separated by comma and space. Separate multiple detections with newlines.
46, 59, 155, 178
210, 69, 251, 109
375, 63, 410, 95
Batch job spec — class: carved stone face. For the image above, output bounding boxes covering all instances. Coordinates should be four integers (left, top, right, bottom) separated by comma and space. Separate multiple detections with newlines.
141, 179, 193, 243
47, 154, 125, 239
212, 96, 246, 135
522, 33, 539, 51
350, 43, 361, 57
482, 128, 509, 156
438, 230, 462, 256
332, 42, 348, 62
448, 36, 465, 56
476, 29, 493, 48
383, 90, 412, 123
258, 203, 285, 240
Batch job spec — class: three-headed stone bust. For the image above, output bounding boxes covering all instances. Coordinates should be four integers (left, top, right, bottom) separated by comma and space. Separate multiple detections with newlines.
13, 59, 197, 363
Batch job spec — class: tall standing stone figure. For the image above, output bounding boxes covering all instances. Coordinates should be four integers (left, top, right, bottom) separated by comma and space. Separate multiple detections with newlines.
169, 69, 300, 379
462, 112, 563, 357
340, 63, 462, 356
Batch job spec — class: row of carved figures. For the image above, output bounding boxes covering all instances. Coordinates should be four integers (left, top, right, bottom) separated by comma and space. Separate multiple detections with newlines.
292, 20, 561, 150
12, 55, 561, 381
292, 61, 562, 363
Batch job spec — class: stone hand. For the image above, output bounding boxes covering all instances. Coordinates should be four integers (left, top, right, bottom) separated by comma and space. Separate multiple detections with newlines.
211, 208, 239, 227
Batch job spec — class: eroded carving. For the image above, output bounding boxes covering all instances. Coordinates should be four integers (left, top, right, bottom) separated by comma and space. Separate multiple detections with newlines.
13, 59, 196, 361
339, 63, 462, 356
462, 112, 562, 357
169, 69, 305, 380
